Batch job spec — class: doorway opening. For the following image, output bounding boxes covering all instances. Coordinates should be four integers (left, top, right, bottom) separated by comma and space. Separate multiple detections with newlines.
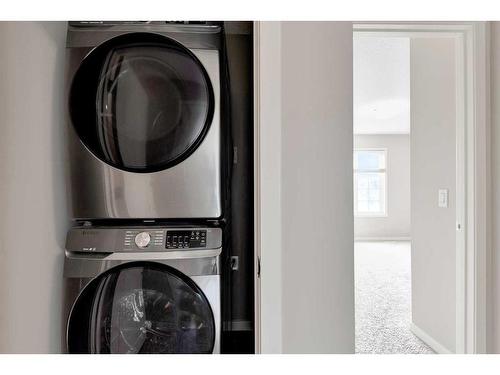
353, 27, 468, 354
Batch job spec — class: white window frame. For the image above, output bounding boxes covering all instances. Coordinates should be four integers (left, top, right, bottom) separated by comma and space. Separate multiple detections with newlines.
353, 148, 388, 218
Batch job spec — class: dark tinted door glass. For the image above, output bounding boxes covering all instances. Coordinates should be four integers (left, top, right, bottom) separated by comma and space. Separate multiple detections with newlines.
68, 263, 215, 354
70, 33, 214, 173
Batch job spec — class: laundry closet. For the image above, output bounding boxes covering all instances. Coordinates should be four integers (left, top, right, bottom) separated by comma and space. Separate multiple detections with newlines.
61, 21, 255, 354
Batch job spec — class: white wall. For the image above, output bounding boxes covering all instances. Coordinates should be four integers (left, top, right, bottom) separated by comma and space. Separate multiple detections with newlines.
490, 22, 500, 354
0, 22, 68, 353
280, 21, 354, 353
410, 37, 457, 353
354, 134, 411, 240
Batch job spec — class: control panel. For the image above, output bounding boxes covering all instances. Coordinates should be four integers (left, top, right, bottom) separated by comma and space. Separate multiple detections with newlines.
166, 230, 206, 249
65, 226, 220, 254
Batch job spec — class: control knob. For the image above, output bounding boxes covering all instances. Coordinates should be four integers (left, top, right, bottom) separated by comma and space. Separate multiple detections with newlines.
135, 232, 151, 248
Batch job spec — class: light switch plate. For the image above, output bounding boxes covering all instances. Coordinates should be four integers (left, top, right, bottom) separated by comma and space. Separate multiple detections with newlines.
438, 189, 449, 208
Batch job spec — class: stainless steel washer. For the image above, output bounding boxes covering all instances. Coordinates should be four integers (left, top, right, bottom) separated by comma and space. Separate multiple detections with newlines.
65, 22, 222, 219
63, 225, 222, 354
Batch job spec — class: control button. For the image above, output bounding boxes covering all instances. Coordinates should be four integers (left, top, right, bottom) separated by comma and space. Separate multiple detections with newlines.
134, 232, 151, 248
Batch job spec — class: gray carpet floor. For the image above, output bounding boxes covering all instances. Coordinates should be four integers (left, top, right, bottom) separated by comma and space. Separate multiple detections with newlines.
355, 241, 435, 354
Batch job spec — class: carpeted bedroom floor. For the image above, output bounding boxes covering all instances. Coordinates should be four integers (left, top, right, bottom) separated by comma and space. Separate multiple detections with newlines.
355, 241, 435, 354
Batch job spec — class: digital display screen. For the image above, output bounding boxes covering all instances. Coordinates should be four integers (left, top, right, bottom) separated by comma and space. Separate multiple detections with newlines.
166, 230, 206, 249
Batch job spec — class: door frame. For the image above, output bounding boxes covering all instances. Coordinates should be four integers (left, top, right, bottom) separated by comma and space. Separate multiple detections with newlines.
253, 21, 283, 354
352, 22, 490, 354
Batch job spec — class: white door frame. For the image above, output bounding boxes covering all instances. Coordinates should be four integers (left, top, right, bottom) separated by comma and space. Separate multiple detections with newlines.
253, 21, 283, 354
352, 22, 490, 354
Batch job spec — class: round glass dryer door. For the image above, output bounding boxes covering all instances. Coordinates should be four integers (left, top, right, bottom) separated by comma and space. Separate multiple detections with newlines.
69, 33, 214, 173
68, 262, 215, 354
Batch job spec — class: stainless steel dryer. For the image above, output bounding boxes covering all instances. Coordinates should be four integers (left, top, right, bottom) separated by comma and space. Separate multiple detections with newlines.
63, 225, 221, 354
65, 22, 222, 219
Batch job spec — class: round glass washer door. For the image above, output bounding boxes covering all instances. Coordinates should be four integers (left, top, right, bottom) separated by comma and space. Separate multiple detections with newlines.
67, 262, 215, 354
69, 33, 215, 173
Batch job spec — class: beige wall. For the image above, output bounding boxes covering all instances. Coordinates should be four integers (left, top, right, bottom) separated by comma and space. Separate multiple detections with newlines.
410, 37, 457, 352
0, 22, 68, 353
281, 21, 354, 353
354, 134, 411, 240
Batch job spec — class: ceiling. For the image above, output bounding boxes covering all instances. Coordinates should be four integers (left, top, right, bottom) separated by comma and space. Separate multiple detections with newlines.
353, 36, 410, 135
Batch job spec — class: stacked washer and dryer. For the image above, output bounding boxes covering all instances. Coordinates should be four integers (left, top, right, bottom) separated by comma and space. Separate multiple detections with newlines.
63, 22, 226, 354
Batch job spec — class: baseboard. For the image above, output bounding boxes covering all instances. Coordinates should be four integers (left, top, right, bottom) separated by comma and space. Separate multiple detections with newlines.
410, 323, 453, 354
355, 236, 411, 242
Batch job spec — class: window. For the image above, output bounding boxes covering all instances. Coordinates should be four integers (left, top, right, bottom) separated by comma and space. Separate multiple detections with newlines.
354, 149, 387, 217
